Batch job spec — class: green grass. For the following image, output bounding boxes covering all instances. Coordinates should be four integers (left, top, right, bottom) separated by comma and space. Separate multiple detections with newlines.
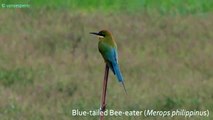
1, 0, 213, 15
0, 1, 213, 120
0, 67, 35, 87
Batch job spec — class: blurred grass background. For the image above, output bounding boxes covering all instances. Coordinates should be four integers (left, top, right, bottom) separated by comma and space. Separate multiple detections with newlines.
0, 0, 213, 120
1, 0, 213, 14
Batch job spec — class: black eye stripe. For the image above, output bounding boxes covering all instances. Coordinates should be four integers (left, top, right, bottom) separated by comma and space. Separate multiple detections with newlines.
99, 32, 105, 37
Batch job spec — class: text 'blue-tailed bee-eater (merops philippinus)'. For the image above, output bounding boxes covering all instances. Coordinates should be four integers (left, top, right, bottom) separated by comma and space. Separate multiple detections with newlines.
90, 30, 127, 94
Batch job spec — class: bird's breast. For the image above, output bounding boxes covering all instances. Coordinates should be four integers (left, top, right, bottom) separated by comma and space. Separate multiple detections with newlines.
98, 41, 109, 54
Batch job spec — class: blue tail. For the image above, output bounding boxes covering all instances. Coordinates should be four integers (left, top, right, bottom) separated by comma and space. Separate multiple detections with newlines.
108, 62, 127, 94
113, 63, 127, 94
113, 63, 123, 82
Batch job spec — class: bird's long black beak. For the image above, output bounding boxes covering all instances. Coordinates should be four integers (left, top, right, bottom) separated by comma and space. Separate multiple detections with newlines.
90, 32, 101, 36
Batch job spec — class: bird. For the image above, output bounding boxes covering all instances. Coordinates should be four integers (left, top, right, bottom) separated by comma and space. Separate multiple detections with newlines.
90, 30, 127, 93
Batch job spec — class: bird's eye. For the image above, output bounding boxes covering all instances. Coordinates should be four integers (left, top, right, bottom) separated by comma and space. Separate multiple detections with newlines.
99, 32, 105, 37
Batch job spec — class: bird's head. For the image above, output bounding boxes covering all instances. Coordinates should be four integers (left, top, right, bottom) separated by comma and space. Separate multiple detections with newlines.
90, 30, 112, 39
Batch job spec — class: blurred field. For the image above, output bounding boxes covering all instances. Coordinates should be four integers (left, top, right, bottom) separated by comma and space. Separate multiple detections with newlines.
1, 0, 213, 14
0, 1, 213, 120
